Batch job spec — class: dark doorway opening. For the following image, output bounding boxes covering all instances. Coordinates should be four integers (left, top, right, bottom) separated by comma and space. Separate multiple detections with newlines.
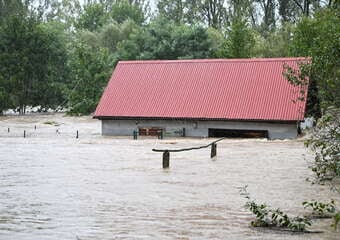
208, 128, 268, 138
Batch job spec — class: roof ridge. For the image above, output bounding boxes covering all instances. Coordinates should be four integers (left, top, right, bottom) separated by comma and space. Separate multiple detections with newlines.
118, 57, 307, 65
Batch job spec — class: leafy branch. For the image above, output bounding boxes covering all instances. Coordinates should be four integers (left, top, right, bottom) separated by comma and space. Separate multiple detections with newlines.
240, 186, 312, 232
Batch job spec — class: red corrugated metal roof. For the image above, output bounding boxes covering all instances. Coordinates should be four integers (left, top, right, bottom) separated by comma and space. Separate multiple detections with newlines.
94, 58, 308, 121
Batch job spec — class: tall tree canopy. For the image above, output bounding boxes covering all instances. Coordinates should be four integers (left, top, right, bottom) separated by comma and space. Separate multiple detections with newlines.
0, 3, 68, 113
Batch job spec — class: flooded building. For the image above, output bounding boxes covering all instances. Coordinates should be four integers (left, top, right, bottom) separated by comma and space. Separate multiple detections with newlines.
94, 58, 308, 139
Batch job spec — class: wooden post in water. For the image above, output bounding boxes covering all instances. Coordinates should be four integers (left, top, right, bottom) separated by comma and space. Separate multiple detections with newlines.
158, 130, 163, 140
210, 143, 216, 158
76, 130, 79, 139
153, 137, 225, 169
163, 150, 170, 168
182, 128, 186, 137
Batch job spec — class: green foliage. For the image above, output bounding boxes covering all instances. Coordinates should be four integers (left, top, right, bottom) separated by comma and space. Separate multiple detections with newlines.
257, 0, 276, 35
67, 41, 113, 115
117, 18, 213, 60
0, 76, 12, 113
76, 3, 109, 31
157, 0, 185, 24
201, 0, 228, 29
283, 61, 310, 101
240, 186, 312, 231
282, 7, 340, 232
0, 0, 26, 23
206, 27, 225, 57
0, 9, 68, 113
283, 8, 339, 188
303, 200, 336, 215
288, 217, 312, 231
303, 199, 340, 230
305, 108, 340, 183
171, 24, 213, 59
290, 17, 316, 57
332, 212, 340, 230
278, 0, 301, 23
98, 20, 138, 54
253, 23, 294, 57
217, 19, 255, 58
78, 30, 101, 49
43, 0, 81, 30
99, 22, 122, 53
111, 0, 145, 24
291, 8, 340, 109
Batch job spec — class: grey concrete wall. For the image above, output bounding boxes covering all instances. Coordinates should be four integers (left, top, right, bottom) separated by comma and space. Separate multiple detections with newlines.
101, 119, 298, 139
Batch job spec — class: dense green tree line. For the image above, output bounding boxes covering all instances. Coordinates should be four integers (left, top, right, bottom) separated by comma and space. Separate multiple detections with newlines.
284, 6, 339, 187
0, 0, 337, 115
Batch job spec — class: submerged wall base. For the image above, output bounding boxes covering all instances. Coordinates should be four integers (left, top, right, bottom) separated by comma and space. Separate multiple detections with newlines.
101, 119, 298, 139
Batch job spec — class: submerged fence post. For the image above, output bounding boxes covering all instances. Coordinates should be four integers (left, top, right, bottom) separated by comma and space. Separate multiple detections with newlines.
153, 137, 225, 169
163, 150, 170, 168
210, 143, 216, 158
158, 130, 163, 140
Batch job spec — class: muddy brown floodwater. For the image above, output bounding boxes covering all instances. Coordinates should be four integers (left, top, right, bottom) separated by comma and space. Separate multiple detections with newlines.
0, 113, 339, 240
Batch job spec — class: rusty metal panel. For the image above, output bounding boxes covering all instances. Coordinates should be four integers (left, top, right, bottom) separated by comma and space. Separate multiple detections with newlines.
94, 58, 308, 121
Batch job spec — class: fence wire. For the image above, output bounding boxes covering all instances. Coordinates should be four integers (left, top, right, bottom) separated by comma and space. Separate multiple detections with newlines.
0, 126, 82, 139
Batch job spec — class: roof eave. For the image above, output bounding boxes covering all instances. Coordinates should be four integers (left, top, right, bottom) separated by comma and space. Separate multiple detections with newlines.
93, 115, 301, 123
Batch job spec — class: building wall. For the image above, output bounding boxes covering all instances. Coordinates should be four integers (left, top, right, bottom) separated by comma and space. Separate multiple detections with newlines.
101, 119, 298, 139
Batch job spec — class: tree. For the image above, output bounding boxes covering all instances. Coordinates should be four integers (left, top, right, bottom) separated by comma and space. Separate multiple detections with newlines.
156, 0, 204, 25
76, 3, 109, 31
157, 0, 185, 24
228, 0, 257, 24
284, 7, 339, 188
252, 23, 294, 57
201, 0, 228, 29
278, 0, 301, 23
290, 7, 339, 109
99, 19, 138, 54
0, 75, 12, 114
217, 18, 255, 58
111, 0, 145, 24
67, 40, 113, 115
256, 0, 276, 34
78, 29, 101, 48
116, 18, 213, 60
206, 27, 225, 57
37, 20, 71, 109
184, 0, 202, 24
42, 0, 82, 30
171, 24, 213, 59
99, 22, 122, 53
0, 9, 69, 114
0, 0, 26, 22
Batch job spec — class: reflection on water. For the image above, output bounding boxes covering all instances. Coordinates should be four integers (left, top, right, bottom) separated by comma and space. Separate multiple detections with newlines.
0, 114, 339, 240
